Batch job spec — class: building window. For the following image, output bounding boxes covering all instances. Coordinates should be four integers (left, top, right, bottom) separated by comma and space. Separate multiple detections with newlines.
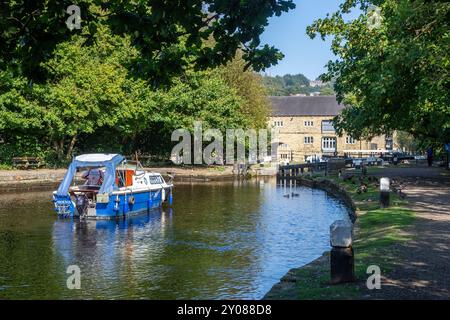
346, 136, 356, 144
322, 137, 336, 151
304, 120, 314, 127
321, 120, 335, 132
280, 154, 288, 159
279, 143, 289, 149
273, 120, 283, 127
370, 143, 378, 150
304, 136, 314, 144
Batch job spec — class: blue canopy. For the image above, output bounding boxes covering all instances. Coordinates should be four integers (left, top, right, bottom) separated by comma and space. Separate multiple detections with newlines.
56, 154, 125, 196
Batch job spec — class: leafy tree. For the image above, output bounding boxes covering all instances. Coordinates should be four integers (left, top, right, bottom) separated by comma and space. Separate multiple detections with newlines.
0, 0, 295, 85
261, 75, 288, 96
218, 52, 270, 129
396, 131, 419, 153
307, 0, 450, 144
262, 73, 331, 96
319, 86, 335, 96
33, 26, 153, 160
0, 25, 260, 163
132, 68, 249, 156
0, 2, 281, 165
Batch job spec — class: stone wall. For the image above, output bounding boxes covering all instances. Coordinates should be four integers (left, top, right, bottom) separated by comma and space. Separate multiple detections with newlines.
0, 169, 74, 191
263, 176, 358, 299
269, 115, 389, 162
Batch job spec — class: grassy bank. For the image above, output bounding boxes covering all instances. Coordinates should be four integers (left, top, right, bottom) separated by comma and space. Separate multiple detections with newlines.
265, 173, 415, 299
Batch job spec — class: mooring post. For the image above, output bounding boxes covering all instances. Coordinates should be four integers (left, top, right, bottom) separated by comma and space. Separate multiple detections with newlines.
330, 220, 355, 284
380, 177, 390, 208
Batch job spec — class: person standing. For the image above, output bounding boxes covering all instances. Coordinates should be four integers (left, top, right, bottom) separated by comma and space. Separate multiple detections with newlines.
426, 147, 433, 167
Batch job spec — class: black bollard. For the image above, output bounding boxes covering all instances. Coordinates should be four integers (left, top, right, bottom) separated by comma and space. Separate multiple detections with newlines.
330, 220, 355, 284
330, 247, 355, 284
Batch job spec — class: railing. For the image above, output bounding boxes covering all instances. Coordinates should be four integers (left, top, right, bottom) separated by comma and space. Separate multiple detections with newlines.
278, 162, 328, 178
278, 158, 347, 178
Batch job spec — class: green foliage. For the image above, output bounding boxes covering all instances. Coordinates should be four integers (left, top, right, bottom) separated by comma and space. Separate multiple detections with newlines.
396, 131, 419, 153
262, 73, 309, 96
0, 0, 295, 85
262, 73, 334, 96
307, 0, 450, 144
319, 86, 335, 96
268, 174, 415, 300
131, 68, 250, 157
0, 2, 279, 166
218, 53, 270, 129
0, 23, 266, 165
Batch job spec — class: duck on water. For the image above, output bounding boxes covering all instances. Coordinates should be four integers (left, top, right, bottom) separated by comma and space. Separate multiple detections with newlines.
53, 153, 173, 219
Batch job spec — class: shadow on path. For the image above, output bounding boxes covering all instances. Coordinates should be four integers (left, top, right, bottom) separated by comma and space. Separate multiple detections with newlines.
362, 166, 450, 299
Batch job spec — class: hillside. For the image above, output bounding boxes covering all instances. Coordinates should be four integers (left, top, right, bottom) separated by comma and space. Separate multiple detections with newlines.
262, 73, 334, 96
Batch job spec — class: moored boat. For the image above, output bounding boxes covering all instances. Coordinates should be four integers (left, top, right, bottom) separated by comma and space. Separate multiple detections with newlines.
53, 153, 173, 219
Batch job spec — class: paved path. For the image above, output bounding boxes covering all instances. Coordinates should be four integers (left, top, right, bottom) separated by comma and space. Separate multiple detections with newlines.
364, 166, 450, 299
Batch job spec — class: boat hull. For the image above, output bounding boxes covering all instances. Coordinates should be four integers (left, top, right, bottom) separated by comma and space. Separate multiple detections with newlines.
53, 187, 172, 219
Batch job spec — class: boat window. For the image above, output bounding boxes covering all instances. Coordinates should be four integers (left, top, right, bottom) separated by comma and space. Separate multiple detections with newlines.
149, 176, 162, 184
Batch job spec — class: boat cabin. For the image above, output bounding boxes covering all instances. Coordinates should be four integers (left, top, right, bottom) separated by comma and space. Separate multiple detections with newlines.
53, 153, 173, 219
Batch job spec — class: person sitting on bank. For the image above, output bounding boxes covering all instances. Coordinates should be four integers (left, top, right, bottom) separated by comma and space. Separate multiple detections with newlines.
81, 168, 104, 187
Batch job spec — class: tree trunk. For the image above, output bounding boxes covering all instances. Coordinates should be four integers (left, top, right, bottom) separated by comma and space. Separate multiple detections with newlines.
54, 139, 65, 160
66, 135, 77, 160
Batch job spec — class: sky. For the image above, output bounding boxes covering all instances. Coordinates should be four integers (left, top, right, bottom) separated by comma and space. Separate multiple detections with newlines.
260, 0, 359, 80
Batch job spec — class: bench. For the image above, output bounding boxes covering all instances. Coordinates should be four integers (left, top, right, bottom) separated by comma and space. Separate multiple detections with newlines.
12, 157, 45, 169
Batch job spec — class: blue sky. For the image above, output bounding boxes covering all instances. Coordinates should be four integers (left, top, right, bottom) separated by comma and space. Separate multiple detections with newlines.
260, 0, 359, 80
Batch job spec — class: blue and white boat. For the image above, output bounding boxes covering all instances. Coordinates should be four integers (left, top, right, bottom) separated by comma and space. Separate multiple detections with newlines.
53, 153, 173, 219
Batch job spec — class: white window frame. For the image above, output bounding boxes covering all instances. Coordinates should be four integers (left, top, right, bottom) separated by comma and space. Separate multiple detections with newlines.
273, 120, 284, 127
346, 136, 356, 144
322, 137, 336, 151
304, 120, 314, 127
304, 136, 314, 144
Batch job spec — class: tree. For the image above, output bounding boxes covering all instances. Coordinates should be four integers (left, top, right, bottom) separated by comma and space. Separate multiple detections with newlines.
262, 73, 313, 96
33, 26, 153, 160
0, 25, 261, 163
1, 2, 280, 164
0, 25, 155, 162
218, 52, 270, 129
0, 0, 295, 86
319, 86, 335, 96
307, 0, 450, 144
396, 131, 418, 153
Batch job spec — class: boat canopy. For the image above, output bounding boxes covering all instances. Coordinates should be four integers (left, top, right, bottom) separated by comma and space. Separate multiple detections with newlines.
56, 153, 125, 196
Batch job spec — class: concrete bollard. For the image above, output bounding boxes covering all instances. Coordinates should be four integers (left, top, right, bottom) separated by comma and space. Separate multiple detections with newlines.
380, 177, 390, 208
330, 220, 355, 284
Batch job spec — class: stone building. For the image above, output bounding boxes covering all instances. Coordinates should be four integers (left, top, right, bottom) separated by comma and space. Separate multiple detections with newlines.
269, 96, 395, 163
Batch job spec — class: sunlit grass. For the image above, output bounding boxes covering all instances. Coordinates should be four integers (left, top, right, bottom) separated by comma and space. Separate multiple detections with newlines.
269, 172, 416, 300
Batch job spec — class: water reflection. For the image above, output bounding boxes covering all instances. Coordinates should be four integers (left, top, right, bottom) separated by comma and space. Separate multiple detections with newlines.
51, 209, 174, 299
0, 178, 350, 299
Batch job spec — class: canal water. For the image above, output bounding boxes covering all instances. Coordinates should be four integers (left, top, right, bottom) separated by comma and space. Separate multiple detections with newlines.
0, 178, 350, 299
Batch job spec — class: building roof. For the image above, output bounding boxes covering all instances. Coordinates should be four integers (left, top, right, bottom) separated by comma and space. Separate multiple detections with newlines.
269, 96, 346, 116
